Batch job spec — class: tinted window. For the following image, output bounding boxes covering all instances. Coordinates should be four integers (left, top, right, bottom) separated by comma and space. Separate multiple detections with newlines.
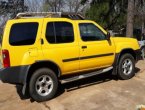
46, 22, 55, 43
79, 23, 106, 41
9, 23, 38, 45
46, 22, 74, 43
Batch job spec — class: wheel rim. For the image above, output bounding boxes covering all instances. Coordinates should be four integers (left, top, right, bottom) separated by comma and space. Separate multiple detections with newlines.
35, 75, 53, 96
122, 58, 133, 75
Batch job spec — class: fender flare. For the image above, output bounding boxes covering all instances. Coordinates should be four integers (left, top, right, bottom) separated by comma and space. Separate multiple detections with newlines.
22, 60, 61, 95
112, 48, 136, 75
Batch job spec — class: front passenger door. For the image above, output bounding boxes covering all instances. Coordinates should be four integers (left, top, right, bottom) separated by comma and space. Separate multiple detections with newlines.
79, 23, 115, 70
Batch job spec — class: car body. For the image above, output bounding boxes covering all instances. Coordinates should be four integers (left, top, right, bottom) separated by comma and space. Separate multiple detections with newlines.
0, 14, 141, 102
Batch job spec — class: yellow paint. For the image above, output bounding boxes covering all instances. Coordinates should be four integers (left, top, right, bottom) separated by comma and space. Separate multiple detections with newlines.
1, 18, 140, 75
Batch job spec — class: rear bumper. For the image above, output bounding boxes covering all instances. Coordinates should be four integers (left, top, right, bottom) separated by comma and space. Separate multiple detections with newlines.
0, 65, 29, 85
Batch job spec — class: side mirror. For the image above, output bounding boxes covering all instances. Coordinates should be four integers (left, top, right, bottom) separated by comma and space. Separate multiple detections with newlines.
106, 32, 111, 40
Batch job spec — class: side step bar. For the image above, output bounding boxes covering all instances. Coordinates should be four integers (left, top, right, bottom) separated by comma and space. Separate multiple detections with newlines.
60, 67, 113, 84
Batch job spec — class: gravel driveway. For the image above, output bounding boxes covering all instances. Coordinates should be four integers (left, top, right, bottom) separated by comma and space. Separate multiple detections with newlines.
0, 60, 145, 110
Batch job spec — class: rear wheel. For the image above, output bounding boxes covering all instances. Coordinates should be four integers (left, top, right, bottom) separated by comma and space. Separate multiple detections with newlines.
29, 68, 58, 102
118, 54, 135, 80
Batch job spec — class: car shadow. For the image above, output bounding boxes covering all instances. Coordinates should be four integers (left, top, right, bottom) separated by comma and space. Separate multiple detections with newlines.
15, 85, 30, 99
135, 67, 140, 74
56, 71, 117, 96
56, 67, 140, 95
15, 67, 140, 102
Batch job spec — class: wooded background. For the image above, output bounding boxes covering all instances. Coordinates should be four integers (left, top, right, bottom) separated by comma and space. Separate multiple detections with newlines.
0, 0, 145, 38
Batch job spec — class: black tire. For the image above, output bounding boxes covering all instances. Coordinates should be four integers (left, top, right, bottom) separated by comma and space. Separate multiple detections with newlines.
118, 53, 135, 80
29, 68, 58, 102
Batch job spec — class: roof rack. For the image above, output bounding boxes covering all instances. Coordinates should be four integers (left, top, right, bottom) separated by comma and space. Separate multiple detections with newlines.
16, 12, 85, 20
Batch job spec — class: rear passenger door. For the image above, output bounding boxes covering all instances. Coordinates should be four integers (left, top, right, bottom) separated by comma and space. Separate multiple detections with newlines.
41, 19, 79, 75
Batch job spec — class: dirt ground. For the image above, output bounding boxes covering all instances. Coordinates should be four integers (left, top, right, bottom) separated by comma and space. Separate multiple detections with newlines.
0, 61, 145, 110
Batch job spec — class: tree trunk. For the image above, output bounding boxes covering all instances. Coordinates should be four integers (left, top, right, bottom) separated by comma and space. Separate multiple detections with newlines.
142, 17, 144, 34
141, 0, 145, 35
126, 0, 135, 37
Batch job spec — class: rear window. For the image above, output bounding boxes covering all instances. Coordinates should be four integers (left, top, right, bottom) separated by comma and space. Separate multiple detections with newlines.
9, 22, 38, 46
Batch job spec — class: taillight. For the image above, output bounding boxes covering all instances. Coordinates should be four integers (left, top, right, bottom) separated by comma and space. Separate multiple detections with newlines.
2, 49, 10, 68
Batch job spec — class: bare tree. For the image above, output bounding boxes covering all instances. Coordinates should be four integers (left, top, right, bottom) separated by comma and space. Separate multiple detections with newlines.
65, 0, 90, 13
0, 0, 27, 36
65, 0, 82, 12
25, 0, 44, 12
44, 0, 64, 12
135, 0, 145, 34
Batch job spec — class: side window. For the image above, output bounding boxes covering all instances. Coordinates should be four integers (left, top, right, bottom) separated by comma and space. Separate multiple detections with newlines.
46, 22, 74, 44
79, 23, 106, 41
9, 22, 38, 46
45, 22, 55, 43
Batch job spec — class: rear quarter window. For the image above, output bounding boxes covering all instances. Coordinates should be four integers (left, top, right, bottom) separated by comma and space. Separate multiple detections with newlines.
9, 22, 38, 46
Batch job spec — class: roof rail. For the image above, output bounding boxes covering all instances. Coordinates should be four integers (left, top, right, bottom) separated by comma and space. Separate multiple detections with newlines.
16, 12, 61, 19
16, 12, 85, 20
61, 12, 85, 20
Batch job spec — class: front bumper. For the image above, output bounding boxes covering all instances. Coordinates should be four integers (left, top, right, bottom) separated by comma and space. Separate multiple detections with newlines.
0, 65, 29, 84
135, 49, 142, 62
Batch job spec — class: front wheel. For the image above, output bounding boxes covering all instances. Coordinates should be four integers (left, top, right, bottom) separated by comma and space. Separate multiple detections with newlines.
29, 68, 58, 102
118, 54, 135, 80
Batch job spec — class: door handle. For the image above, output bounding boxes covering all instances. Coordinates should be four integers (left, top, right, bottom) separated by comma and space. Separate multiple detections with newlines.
41, 38, 44, 44
82, 46, 87, 49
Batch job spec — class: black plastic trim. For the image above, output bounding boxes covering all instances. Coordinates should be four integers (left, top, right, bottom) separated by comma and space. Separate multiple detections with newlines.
62, 58, 79, 62
0, 65, 29, 84
35, 60, 62, 77
112, 49, 142, 75
135, 49, 142, 61
63, 53, 114, 62
80, 53, 114, 60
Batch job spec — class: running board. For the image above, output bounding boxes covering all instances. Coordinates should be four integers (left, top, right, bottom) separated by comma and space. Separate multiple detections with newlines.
60, 67, 113, 84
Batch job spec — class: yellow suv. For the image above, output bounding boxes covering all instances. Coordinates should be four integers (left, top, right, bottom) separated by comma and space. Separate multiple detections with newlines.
0, 12, 141, 102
